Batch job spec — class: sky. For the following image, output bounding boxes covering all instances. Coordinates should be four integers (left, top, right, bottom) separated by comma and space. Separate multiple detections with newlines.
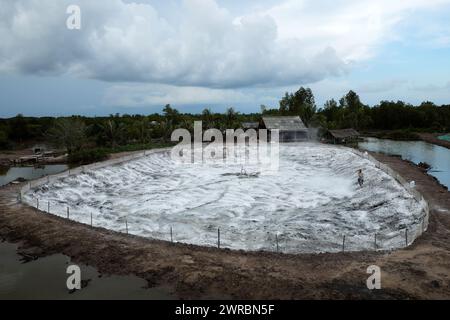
0, 0, 450, 117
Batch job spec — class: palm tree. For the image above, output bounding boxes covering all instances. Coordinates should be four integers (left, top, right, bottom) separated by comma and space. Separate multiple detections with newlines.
202, 108, 214, 129
225, 107, 238, 129
100, 119, 126, 148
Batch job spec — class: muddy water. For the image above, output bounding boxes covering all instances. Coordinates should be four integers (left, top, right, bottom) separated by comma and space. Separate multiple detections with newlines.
0, 242, 174, 300
0, 165, 68, 187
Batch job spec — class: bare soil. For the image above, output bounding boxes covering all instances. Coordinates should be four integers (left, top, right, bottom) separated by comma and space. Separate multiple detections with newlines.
418, 133, 450, 150
0, 151, 449, 299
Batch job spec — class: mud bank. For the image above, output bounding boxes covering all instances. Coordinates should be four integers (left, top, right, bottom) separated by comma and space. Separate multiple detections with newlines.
418, 133, 450, 150
0, 149, 449, 299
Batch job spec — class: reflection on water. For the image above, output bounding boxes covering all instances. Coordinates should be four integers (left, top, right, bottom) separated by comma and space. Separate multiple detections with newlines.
359, 137, 450, 189
0, 242, 174, 300
0, 165, 68, 187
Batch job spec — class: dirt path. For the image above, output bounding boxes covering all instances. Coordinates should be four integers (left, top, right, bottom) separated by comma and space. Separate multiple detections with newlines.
0, 152, 449, 299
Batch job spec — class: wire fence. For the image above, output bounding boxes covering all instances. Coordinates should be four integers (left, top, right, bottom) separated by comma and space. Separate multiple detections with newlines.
17, 146, 430, 254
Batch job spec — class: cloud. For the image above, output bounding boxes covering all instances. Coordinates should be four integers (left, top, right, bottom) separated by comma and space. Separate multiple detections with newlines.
0, 0, 347, 89
0, 0, 449, 92
260, 0, 450, 61
357, 79, 407, 94
410, 81, 450, 92
102, 83, 257, 107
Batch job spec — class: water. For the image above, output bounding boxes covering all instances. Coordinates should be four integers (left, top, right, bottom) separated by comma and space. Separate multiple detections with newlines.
0, 242, 174, 300
24, 143, 426, 253
359, 137, 450, 189
0, 165, 68, 187
438, 134, 450, 142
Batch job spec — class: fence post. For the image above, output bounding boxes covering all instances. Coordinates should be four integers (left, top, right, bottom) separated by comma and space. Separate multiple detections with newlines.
217, 228, 220, 249
47, 201, 50, 213
342, 235, 346, 252
405, 229, 408, 246
125, 217, 128, 234
170, 226, 173, 243
275, 234, 279, 253
36, 199, 39, 210
374, 233, 377, 249
90, 212, 93, 227
67, 207, 69, 219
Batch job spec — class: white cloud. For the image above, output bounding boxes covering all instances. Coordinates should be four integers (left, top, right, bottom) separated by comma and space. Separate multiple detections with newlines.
102, 83, 257, 107
0, 0, 449, 96
357, 79, 407, 94
0, 0, 347, 89
260, 0, 450, 61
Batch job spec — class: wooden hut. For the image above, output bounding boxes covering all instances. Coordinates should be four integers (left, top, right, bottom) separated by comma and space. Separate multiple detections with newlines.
327, 129, 360, 144
261, 116, 308, 142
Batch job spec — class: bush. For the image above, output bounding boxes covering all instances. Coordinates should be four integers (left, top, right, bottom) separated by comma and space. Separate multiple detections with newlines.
68, 148, 109, 165
0, 130, 12, 150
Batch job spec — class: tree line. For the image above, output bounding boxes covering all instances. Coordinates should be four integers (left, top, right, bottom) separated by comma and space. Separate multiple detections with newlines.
262, 88, 450, 132
1, 88, 449, 160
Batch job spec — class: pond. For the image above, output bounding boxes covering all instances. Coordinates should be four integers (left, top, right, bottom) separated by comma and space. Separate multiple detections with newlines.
438, 134, 450, 142
0, 242, 174, 299
0, 165, 68, 187
358, 137, 450, 189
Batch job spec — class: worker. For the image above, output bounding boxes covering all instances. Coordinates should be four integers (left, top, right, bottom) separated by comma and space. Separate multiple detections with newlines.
357, 169, 364, 187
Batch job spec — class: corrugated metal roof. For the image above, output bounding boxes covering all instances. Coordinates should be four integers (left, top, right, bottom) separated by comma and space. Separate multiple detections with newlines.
241, 122, 259, 129
262, 116, 307, 131
328, 129, 360, 139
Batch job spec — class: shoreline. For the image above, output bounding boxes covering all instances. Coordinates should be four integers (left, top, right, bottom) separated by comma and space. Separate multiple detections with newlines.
417, 133, 450, 150
362, 131, 450, 150
1, 147, 449, 299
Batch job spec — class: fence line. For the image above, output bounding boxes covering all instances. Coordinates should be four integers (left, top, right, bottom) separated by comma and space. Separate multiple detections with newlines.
18, 145, 430, 254
350, 148, 430, 232
20, 197, 428, 253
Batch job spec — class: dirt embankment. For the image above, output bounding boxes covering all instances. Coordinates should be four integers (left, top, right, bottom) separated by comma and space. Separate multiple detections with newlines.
418, 133, 450, 150
0, 152, 449, 299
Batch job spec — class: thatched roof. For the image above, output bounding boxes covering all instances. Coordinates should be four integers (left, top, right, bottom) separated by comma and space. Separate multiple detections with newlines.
328, 129, 360, 139
241, 122, 259, 129
261, 116, 307, 131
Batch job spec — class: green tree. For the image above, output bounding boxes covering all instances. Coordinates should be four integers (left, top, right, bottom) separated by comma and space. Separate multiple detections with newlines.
201, 108, 214, 130
163, 104, 180, 126
9, 114, 31, 142
279, 87, 316, 125
47, 118, 87, 154
100, 119, 126, 148
225, 107, 239, 129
